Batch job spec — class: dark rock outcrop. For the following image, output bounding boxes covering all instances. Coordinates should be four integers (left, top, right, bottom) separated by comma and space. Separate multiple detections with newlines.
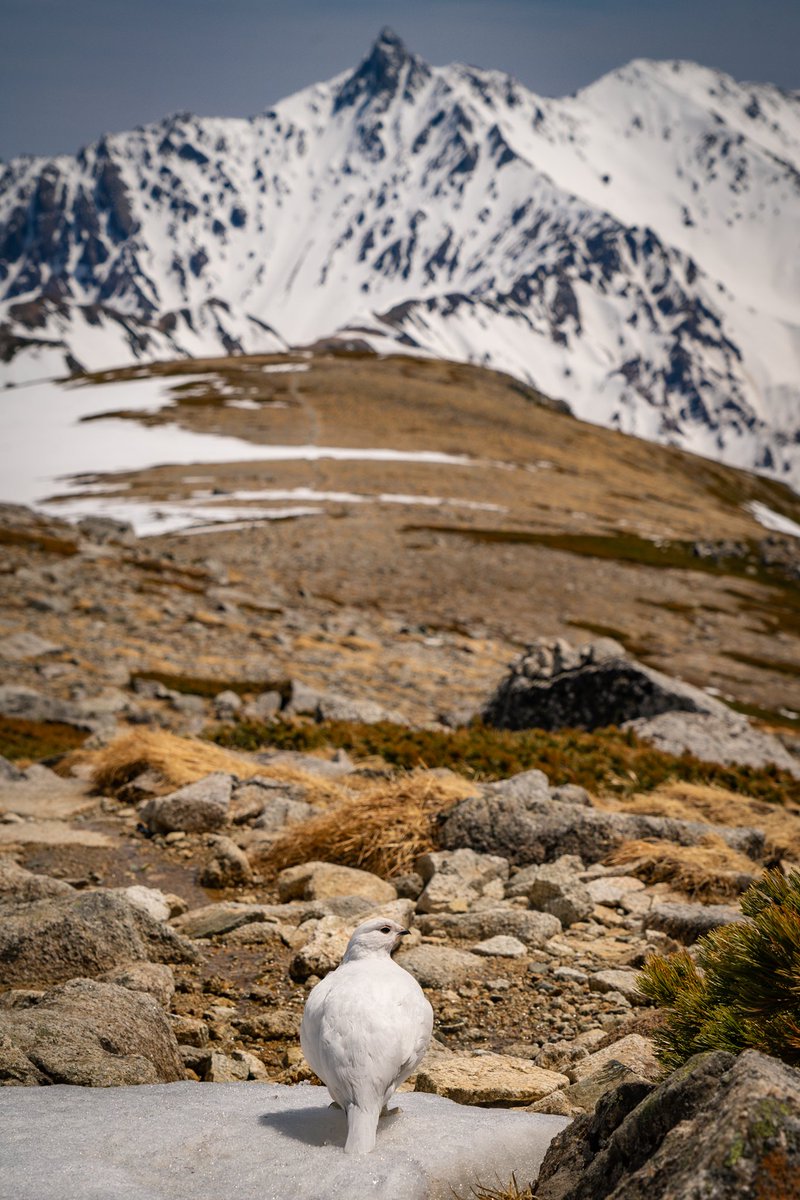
483, 638, 723, 732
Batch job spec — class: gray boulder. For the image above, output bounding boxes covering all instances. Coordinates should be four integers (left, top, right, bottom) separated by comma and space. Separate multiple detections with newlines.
197, 836, 252, 888
285, 681, 403, 725
394, 944, 487, 989
100, 963, 176, 1009
139, 773, 232, 834
625, 710, 800, 778
415, 907, 561, 947
507, 856, 593, 926
483, 637, 727, 732
416, 848, 509, 914
643, 901, 744, 944
0, 858, 75, 902
0, 890, 197, 986
0, 978, 183, 1086
441, 779, 763, 867
533, 1050, 800, 1199
0, 686, 94, 730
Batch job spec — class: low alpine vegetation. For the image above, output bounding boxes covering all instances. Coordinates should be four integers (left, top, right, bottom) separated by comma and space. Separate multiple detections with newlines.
209, 718, 800, 805
639, 869, 800, 1069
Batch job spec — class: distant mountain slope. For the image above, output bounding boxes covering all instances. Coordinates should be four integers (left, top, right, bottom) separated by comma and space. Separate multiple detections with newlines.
1, 30, 799, 488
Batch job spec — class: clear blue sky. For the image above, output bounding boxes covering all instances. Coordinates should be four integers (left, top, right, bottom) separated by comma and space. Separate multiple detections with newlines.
2, 0, 798, 161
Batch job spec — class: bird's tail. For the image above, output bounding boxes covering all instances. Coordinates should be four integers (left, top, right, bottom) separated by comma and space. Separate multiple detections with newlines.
344, 1104, 378, 1155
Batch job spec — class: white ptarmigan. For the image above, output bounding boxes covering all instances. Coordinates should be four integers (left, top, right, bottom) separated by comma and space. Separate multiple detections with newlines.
300, 916, 434, 1155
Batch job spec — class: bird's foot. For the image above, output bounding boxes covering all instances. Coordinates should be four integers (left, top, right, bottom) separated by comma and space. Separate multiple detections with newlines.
380, 1105, 402, 1120
328, 1101, 343, 1111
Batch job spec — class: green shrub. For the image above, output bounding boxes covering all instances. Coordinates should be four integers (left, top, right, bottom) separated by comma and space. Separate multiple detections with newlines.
639, 869, 800, 1069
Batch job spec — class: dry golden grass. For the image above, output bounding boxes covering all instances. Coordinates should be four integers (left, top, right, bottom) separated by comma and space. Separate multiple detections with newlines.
265, 770, 478, 878
453, 1176, 534, 1200
605, 834, 757, 902
73, 729, 349, 806
596, 781, 800, 863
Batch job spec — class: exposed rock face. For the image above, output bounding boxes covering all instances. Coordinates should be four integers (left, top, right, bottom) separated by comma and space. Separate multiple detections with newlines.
139, 773, 232, 834
533, 1050, 800, 1199
483, 638, 725, 732
0, 978, 184, 1086
0, 889, 196, 986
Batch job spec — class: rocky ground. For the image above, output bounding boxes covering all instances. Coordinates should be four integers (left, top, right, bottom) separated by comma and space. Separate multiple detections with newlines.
1, 352, 800, 1195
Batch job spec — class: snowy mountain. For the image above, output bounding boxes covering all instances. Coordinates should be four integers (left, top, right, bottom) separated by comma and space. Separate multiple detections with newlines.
2, 29, 799, 487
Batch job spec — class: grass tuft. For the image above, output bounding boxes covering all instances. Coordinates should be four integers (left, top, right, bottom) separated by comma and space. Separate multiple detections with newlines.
74, 729, 346, 804
452, 1175, 534, 1200
264, 770, 477, 878
605, 835, 757, 902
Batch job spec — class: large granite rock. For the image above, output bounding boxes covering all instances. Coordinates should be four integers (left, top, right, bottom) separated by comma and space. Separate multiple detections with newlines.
643, 901, 744, 944
394, 944, 487, 989
483, 638, 726, 732
533, 1050, 800, 1199
0, 978, 184, 1086
0, 1081, 569, 1199
483, 637, 799, 776
507, 856, 593, 926
277, 861, 397, 905
0, 890, 197, 986
440, 780, 763, 867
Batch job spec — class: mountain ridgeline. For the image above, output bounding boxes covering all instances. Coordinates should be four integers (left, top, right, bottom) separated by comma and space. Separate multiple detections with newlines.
1, 29, 799, 487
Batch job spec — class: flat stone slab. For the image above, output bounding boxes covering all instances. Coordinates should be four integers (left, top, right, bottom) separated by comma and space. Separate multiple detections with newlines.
0, 1081, 569, 1200
0, 820, 111, 847
0, 777, 96, 820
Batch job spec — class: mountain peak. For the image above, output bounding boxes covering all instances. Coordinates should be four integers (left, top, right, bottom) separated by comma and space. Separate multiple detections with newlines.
333, 27, 431, 114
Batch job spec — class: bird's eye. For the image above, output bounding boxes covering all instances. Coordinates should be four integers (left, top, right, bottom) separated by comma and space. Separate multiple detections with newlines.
380, 926, 391, 934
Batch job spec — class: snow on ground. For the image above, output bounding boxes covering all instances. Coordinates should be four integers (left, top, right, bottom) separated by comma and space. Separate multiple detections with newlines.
0, 376, 505, 536
0, 1082, 568, 1200
747, 501, 800, 538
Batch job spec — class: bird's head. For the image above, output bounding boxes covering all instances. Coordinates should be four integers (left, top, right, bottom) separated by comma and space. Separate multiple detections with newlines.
341, 917, 411, 962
